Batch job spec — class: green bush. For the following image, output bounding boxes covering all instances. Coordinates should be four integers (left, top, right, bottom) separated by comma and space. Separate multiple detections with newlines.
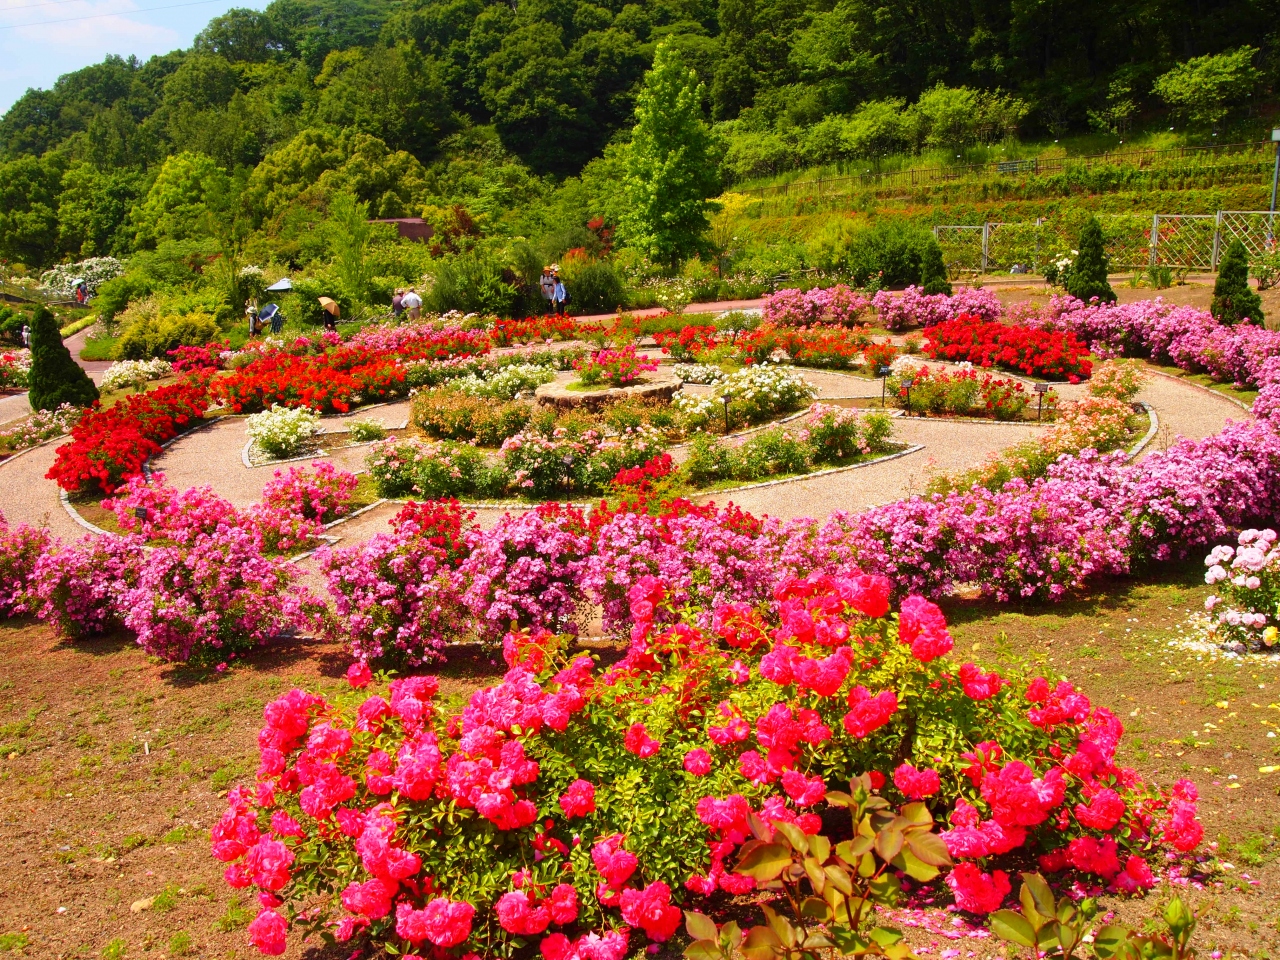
411, 389, 533, 446
920, 237, 952, 295
0, 306, 29, 346
1211, 238, 1264, 325
116, 311, 220, 360
812, 220, 932, 287
561, 259, 625, 314
426, 252, 518, 316
1065, 217, 1116, 304
733, 427, 812, 479
27, 306, 99, 411
684, 431, 734, 485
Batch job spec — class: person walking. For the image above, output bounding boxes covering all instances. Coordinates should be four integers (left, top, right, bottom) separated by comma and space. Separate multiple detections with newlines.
539, 267, 556, 315
553, 272, 568, 316
391, 288, 405, 320
21, 323, 30, 347
245, 298, 260, 337
402, 287, 422, 321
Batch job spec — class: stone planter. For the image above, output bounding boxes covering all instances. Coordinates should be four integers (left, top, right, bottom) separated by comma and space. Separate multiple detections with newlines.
534, 377, 681, 411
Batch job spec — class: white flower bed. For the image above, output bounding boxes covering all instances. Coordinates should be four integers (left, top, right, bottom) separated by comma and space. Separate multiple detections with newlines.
40, 257, 124, 297
675, 364, 725, 384
716, 363, 817, 418
455, 363, 557, 400
101, 358, 173, 393
246, 405, 322, 460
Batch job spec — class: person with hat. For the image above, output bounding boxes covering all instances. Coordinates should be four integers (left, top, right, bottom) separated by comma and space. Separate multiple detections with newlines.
539, 267, 556, 315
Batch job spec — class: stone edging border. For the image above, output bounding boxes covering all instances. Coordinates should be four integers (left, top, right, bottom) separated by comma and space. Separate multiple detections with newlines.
1127, 402, 1160, 459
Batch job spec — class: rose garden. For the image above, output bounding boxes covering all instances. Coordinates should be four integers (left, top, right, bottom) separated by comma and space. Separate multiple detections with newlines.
2, 283, 1280, 959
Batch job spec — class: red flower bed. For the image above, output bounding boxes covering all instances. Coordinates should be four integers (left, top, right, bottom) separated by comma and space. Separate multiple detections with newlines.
46, 380, 210, 494
169, 341, 228, 373
612, 453, 675, 490
653, 325, 719, 361
492, 316, 580, 347
736, 324, 870, 369
925, 315, 1093, 382
214, 346, 407, 414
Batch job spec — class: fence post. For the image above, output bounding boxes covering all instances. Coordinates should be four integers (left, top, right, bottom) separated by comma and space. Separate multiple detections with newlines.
981, 222, 990, 274
1149, 214, 1159, 269
1212, 211, 1222, 271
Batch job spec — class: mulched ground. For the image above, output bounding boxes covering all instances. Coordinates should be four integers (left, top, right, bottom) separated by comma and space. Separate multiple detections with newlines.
1, 559, 1278, 958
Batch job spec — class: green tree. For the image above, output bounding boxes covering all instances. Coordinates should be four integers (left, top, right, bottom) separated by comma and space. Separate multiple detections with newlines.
132, 152, 230, 247
1065, 217, 1116, 305
1211, 239, 1264, 326
27, 306, 99, 411
1153, 46, 1259, 130
920, 237, 951, 295
0, 155, 64, 267
326, 191, 375, 304
620, 40, 718, 270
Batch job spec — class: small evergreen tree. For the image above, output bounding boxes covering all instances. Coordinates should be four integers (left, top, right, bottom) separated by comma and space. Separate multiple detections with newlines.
920, 237, 951, 295
1211, 239, 1264, 325
1065, 217, 1116, 304
27, 306, 99, 411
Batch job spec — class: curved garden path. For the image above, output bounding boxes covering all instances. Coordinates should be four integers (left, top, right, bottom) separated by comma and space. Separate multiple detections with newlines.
0, 364, 1252, 544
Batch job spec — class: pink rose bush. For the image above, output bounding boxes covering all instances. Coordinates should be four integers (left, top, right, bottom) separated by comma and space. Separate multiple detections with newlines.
0, 512, 51, 617
762, 286, 870, 326
1202, 527, 1280, 650
871, 285, 1003, 331
212, 572, 1201, 957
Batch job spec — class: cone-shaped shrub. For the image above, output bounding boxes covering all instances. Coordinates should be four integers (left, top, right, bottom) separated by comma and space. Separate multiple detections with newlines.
1065, 217, 1116, 305
27, 306, 98, 411
1211, 239, 1264, 326
920, 238, 952, 295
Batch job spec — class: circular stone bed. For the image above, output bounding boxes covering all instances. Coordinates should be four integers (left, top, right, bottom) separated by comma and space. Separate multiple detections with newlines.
534, 375, 681, 410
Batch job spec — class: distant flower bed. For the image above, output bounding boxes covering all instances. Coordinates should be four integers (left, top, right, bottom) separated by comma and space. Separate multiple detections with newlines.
871, 285, 1003, 331
572, 345, 657, 387
925, 316, 1092, 382
887, 365, 1040, 420
215, 346, 406, 414
762, 285, 870, 326
101, 358, 172, 393
491, 315, 580, 346
736, 324, 871, 369
0, 350, 31, 390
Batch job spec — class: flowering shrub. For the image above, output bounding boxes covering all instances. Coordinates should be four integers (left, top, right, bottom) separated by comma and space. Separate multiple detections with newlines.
317, 500, 473, 665
503, 426, 666, 498
32, 534, 143, 638
46, 379, 209, 493
801, 404, 894, 462
169, 341, 229, 373
491, 315, 579, 346
455, 364, 557, 400
863, 340, 898, 370
366, 438, 428, 498
0, 513, 50, 616
736, 324, 870, 369
40, 256, 123, 296
715, 364, 817, 422
412, 389, 533, 446
887, 366, 1035, 420
871, 285, 1003, 331
674, 363, 725, 385
671, 390, 720, 431
261, 461, 358, 524
347, 324, 490, 362
216, 346, 407, 414
100, 358, 173, 393
214, 571, 1201, 959
246, 406, 322, 460
457, 504, 591, 641
1088, 358, 1148, 402
572, 346, 658, 387
763, 285, 870, 326
0, 403, 81, 450
653, 325, 719, 361
0, 350, 31, 389
612, 453, 674, 490
1203, 529, 1280, 650
925, 316, 1093, 382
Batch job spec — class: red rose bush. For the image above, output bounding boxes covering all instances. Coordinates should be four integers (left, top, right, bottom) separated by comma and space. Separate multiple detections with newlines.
215, 572, 1202, 957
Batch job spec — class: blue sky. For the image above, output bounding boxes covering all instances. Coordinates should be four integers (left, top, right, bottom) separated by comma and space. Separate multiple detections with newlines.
0, 0, 264, 115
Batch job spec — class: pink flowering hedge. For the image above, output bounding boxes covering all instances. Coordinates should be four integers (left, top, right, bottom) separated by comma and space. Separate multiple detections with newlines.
871, 286, 1003, 331
762, 286, 870, 326
215, 574, 1202, 957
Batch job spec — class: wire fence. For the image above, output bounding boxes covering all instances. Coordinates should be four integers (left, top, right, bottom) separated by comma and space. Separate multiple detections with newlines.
743, 140, 1273, 201
933, 210, 1280, 275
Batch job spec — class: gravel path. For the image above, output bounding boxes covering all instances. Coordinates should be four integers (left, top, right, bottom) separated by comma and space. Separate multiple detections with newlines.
694, 417, 1045, 519
1134, 373, 1246, 452
0, 392, 31, 426
0, 442, 87, 541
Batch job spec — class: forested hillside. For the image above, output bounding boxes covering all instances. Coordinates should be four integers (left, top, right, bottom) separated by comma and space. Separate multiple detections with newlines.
0, 0, 1275, 315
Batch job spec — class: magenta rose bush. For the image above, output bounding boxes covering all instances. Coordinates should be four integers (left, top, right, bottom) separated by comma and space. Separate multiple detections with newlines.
215, 572, 1202, 957
871, 286, 1002, 331
0, 512, 51, 617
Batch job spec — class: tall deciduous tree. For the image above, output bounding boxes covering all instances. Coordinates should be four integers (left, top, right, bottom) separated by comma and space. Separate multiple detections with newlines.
620, 40, 718, 270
